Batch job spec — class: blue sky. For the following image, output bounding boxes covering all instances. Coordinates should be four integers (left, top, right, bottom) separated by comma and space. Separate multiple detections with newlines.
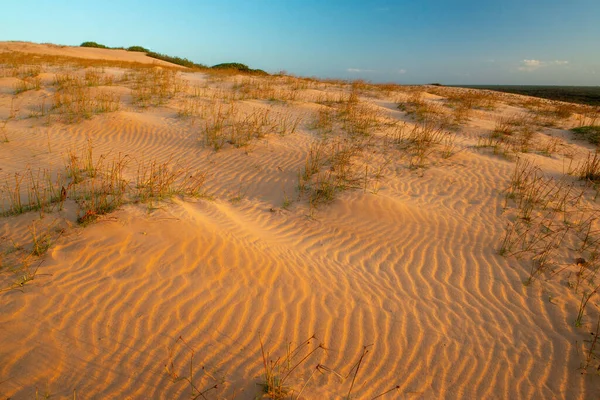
2, 0, 599, 85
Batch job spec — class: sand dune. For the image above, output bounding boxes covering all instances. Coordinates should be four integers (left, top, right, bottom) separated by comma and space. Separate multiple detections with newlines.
1, 42, 600, 399
0, 41, 178, 67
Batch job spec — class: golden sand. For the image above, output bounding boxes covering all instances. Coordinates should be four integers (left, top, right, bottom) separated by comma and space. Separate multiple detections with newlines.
0, 42, 599, 399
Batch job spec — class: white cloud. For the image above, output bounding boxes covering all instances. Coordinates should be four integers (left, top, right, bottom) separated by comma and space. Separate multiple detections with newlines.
347, 68, 375, 73
397, 69, 407, 74
518, 59, 569, 72
519, 59, 542, 71
524, 59, 542, 67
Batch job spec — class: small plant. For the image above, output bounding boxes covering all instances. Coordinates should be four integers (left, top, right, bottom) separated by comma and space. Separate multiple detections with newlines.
228, 182, 249, 204
0, 132, 7, 143
575, 283, 600, 327
165, 336, 222, 400
525, 240, 556, 285
577, 151, 600, 182
398, 92, 445, 123
274, 112, 303, 136
199, 102, 285, 149
282, 191, 293, 209
492, 115, 525, 137
440, 133, 459, 159
0, 260, 43, 293
259, 334, 324, 399
537, 135, 563, 157
572, 126, 600, 146
164, 334, 400, 399
14, 76, 41, 94
310, 106, 335, 136
1, 167, 65, 217
134, 157, 207, 204
30, 221, 53, 257
580, 315, 600, 374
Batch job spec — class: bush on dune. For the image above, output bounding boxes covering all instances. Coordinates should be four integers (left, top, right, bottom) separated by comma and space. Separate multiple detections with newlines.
127, 45, 150, 53
80, 41, 109, 49
145, 51, 207, 69
212, 62, 251, 72
211, 62, 268, 75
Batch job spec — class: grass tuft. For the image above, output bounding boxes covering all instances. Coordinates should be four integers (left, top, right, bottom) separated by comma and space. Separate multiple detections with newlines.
572, 126, 600, 146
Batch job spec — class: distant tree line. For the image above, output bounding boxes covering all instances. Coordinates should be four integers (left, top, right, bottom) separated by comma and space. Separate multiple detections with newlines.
458, 84, 600, 106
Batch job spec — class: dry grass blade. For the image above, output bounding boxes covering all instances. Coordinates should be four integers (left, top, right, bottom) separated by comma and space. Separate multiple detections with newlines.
259, 334, 323, 399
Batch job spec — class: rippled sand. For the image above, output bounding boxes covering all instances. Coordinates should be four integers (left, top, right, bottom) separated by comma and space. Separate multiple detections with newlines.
1, 42, 599, 399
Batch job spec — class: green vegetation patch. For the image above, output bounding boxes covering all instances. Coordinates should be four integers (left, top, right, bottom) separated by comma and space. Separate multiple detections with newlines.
212, 62, 268, 75
572, 126, 600, 145
80, 41, 109, 49
79, 41, 207, 68
127, 45, 150, 53
212, 62, 251, 71
146, 51, 207, 69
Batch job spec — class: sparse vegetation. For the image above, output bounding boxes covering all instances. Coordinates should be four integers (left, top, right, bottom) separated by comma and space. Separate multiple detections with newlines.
499, 156, 600, 337
80, 41, 209, 68
81, 41, 266, 71
146, 50, 207, 69
3, 42, 600, 399
166, 334, 400, 399
581, 316, 600, 373
572, 126, 600, 146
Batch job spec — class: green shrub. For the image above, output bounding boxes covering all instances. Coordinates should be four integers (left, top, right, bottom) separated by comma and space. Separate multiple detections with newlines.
79, 41, 208, 69
127, 46, 150, 53
80, 41, 109, 49
146, 51, 206, 69
572, 126, 600, 145
212, 62, 251, 71
211, 62, 268, 75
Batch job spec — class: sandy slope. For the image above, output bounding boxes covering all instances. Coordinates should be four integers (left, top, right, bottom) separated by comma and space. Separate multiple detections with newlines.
0, 41, 179, 67
1, 43, 600, 399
